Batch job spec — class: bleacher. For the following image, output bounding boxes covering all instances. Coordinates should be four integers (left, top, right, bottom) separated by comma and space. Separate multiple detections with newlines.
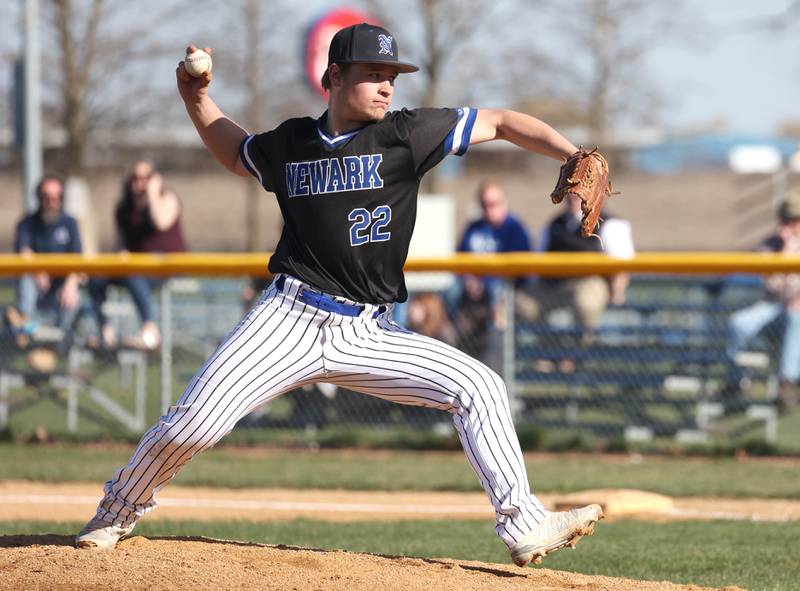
0, 281, 158, 435
0, 272, 789, 444
513, 274, 781, 443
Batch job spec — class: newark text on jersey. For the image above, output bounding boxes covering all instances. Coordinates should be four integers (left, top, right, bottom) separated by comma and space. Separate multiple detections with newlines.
286, 154, 384, 198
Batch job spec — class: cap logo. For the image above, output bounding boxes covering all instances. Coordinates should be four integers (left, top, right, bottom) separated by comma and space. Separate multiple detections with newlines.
378, 34, 394, 56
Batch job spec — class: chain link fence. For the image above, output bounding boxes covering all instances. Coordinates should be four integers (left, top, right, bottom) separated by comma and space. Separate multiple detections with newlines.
1, 271, 798, 451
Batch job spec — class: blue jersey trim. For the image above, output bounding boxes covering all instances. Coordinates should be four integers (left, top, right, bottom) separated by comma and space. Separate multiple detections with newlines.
444, 107, 477, 158
239, 135, 263, 186
316, 113, 366, 148
456, 108, 478, 156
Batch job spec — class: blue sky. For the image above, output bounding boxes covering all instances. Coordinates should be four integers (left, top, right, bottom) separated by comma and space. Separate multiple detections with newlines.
646, 0, 799, 134
1, 0, 798, 136
301, 0, 800, 135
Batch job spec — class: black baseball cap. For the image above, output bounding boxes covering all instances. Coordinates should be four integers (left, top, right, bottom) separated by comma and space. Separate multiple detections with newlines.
328, 23, 419, 74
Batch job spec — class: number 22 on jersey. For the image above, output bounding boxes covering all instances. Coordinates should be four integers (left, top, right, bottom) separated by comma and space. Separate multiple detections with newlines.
348, 205, 392, 246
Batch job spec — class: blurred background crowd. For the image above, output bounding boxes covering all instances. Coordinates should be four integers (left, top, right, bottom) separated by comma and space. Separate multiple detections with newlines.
1, 0, 799, 451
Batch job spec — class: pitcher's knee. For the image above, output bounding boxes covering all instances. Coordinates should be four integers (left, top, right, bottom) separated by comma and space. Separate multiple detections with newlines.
488, 368, 507, 393
479, 367, 508, 400
146, 433, 213, 466
449, 373, 507, 416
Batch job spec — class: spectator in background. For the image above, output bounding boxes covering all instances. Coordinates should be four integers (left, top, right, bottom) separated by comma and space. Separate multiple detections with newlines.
726, 199, 800, 414
457, 181, 533, 303
450, 181, 532, 365
3, 175, 83, 350
241, 277, 271, 311
405, 292, 457, 346
519, 193, 634, 340
88, 160, 187, 350
453, 274, 493, 359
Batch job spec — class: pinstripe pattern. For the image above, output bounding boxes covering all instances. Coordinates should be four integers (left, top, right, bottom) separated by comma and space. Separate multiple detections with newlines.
91, 275, 545, 548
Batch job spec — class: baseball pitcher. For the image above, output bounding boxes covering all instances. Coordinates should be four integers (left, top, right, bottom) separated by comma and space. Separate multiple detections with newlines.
77, 23, 611, 567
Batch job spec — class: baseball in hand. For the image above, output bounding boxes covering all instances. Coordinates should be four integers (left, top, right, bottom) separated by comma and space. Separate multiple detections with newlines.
184, 49, 212, 77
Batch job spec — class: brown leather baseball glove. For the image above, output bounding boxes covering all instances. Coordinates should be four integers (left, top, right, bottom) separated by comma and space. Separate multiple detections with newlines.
550, 148, 615, 238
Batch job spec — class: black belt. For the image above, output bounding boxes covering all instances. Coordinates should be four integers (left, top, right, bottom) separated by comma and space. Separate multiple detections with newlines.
275, 275, 386, 318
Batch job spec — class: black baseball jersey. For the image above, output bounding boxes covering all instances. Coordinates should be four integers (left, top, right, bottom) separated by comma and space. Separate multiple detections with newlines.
240, 107, 478, 304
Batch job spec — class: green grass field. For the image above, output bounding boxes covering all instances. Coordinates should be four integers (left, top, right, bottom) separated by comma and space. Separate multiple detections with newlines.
2, 443, 798, 590
3, 353, 800, 455
3, 519, 797, 591
1, 443, 798, 498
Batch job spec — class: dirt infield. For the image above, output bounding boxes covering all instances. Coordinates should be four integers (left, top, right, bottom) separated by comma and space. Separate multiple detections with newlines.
0, 535, 745, 591
1, 481, 780, 591
0, 480, 797, 524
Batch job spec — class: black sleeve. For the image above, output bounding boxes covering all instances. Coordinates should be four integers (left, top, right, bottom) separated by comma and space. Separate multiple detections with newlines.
239, 130, 279, 191
66, 217, 82, 253
14, 218, 31, 252
397, 107, 478, 178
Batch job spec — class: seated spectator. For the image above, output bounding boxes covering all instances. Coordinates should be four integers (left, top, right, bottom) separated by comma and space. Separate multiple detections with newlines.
453, 274, 493, 359
88, 160, 187, 350
447, 181, 529, 319
3, 176, 83, 370
241, 278, 271, 314
405, 292, 457, 345
456, 181, 532, 307
726, 199, 800, 414
519, 193, 634, 341
446, 181, 532, 367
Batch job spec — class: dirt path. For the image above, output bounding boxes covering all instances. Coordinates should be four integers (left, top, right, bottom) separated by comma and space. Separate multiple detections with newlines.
0, 535, 744, 591
0, 480, 772, 591
0, 480, 797, 524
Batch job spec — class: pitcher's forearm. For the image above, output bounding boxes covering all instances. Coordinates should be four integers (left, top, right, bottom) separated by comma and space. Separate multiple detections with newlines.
495, 110, 576, 161
472, 109, 577, 162
185, 96, 249, 175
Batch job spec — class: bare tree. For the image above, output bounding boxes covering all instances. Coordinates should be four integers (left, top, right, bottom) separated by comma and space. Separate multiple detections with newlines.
761, 1, 800, 136
365, 0, 539, 189
0, 3, 22, 140
723, 2, 800, 137
211, 0, 318, 127
534, 0, 699, 147
41, 0, 213, 175
412, 0, 485, 107
760, 0, 800, 30
366, 0, 528, 108
206, 0, 317, 251
51, 0, 103, 174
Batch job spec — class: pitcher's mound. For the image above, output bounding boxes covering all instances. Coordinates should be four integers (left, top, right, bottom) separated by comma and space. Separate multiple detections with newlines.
0, 535, 743, 591
555, 489, 674, 517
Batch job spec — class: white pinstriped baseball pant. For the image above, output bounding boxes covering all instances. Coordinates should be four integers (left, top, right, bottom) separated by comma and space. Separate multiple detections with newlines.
93, 275, 547, 548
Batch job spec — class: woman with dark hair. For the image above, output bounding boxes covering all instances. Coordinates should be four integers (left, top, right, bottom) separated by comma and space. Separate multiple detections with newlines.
89, 161, 187, 349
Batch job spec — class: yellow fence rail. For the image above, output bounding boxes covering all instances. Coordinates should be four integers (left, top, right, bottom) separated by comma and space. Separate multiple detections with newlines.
2, 252, 800, 277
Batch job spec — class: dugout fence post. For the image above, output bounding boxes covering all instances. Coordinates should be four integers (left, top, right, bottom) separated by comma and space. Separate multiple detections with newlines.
502, 279, 518, 420
160, 280, 173, 415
